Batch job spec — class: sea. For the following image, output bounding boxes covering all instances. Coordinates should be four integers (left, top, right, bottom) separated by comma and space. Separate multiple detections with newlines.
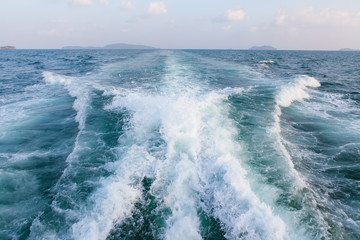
0, 49, 359, 240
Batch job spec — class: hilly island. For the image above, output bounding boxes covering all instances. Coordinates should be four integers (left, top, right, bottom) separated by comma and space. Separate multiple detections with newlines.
0, 46, 16, 50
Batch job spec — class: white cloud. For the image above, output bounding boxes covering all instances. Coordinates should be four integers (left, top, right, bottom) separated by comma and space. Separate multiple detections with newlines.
67, 0, 92, 6
278, 7, 360, 27
39, 28, 73, 36
52, 19, 69, 24
148, 2, 167, 15
39, 29, 58, 36
301, 8, 350, 26
287, 27, 299, 37
227, 9, 246, 21
121, 1, 134, 10
222, 25, 232, 31
250, 26, 258, 32
277, 15, 288, 25
100, 0, 109, 5
93, 23, 108, 30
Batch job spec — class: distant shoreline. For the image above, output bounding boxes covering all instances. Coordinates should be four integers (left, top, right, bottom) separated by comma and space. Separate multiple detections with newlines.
0, 46, 16, 50
248, 45, 277, 50
3, 47, 360, 51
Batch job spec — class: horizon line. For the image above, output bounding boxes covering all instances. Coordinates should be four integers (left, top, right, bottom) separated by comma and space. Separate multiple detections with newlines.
3, 48, 359, 51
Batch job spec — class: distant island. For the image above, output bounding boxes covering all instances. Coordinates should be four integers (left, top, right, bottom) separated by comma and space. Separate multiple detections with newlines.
339, 48, 360, 51
248, 45, 277, 51
62, 43, 157, 50
0, 46, 16, 50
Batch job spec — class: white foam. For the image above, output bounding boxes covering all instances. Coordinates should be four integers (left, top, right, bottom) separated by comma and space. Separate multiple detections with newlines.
261, 60, 275, 63
31, 71, 96, 239
298, 91, 360, 134
71, 170, 142, 240
69, 104, 162, 240
102, 55, 288, 239
39, 69, 158, 240
276, 76, 320, 108
272, 76, 321, 188
39, 55, 289, 239
42, 71, 92, 182
29, 218, 60, 240
195, 92, 286, 239
106, 83, 204, 239
0, 82, 64, 135
43, 71, 89, 130
219, 87, 244, 96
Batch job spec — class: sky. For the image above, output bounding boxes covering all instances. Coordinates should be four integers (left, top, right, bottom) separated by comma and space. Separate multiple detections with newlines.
1, 0, 360, 50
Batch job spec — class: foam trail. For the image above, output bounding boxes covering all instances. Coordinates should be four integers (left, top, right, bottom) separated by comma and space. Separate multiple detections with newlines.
155, 57, 208, 239
131, 55, 286, 239
270, 76, 321, 187
64, 81, 174, 238
43, 71, 89, 131
38, 59, 168, 239
106, 90, 204, 239
42, 71, 93, 189
102, 57, 224, 239
40, 54, 288, 239
71, 146, 155, 240
196, 92, 286, 239
274, 81, 360, 238
272, 76, 320, 168
74, 90, 203, 239
28, 72, 94, 239
34, 71, 142, 240
157, 96, 203, 240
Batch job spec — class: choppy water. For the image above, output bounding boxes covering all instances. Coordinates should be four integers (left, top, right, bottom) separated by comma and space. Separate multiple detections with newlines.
0, 49, 359, 240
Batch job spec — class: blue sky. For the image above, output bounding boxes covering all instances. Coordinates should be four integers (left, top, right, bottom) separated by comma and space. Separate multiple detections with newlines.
1, 0, 360, 49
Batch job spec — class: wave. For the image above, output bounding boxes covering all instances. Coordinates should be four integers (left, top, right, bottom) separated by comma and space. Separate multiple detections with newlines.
70, 148, 145, 240
272, 76, 321, 175
0, 77, 78, 239
43, 71, 89, 131
3, 49, 360, 239
27, 72, 96, 239
275, 79, 360, 238
100, 56, 287, 239
269, 76, 346, 238
260, 60, 275, 64
276, 76, 321, 109
34, 55, 288, 239
30, 58, 327, 240
104, 89, 287, 239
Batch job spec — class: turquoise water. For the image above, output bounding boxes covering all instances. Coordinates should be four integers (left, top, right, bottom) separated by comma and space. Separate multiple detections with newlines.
0, 50, 359, 239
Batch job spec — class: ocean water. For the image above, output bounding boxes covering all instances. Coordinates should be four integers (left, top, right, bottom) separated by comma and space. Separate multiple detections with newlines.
0, 49, 359, 240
